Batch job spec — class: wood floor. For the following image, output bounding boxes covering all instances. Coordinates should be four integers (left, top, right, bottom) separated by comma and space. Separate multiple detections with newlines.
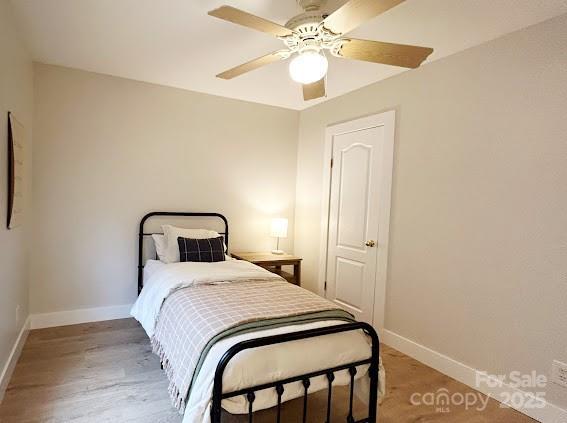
0, 319, 534, 423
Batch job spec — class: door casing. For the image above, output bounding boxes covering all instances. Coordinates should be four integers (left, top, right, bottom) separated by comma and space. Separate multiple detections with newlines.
318, 110, 395, 331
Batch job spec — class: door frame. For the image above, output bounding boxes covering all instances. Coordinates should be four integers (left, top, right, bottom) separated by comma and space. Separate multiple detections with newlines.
317, 110, 395, 330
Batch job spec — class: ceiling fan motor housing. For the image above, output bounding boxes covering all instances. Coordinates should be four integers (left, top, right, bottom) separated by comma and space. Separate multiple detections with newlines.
289, 0, 327, 30
284, 0, 343, 56
285, 12, 323, 33
296, 0, 327, 12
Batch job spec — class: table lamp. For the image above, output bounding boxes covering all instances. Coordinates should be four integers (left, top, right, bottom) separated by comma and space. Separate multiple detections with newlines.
270, 218, 288, 255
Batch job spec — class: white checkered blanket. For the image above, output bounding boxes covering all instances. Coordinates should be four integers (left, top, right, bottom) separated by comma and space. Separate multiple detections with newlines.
151, 277, 354, 413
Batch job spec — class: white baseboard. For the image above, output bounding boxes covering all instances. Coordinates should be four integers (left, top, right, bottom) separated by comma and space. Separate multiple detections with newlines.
382, 329, 567, 423
30, 304, 133, 330
0, 316, 31, 403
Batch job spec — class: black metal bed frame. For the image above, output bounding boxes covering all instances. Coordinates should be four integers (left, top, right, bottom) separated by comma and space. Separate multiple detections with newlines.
138, 212, 380, 423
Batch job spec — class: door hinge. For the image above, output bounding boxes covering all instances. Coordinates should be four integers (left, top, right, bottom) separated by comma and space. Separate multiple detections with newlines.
330, 157, 333, 168
324, 281, 327, 290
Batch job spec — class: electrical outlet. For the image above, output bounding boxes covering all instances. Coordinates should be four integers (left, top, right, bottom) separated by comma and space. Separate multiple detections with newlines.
15, 304, 21, 325
552, 360, 567, 388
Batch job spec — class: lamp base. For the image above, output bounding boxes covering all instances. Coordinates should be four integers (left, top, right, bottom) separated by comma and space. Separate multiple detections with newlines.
271, 249, 285, 255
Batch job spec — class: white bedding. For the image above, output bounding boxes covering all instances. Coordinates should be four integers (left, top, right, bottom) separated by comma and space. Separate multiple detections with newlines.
143, 259, 166, 282
143, 257, 234, 287
131, 260, 385, 423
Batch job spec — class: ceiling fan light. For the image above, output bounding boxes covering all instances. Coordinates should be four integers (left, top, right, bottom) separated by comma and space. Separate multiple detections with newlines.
289, 50, 328, 84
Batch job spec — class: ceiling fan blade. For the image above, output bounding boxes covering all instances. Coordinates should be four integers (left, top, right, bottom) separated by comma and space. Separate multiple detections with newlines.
217, 51, 287, 79
209, 6, 294, 38
322, 0, 405, 35
303, 78, 326, 101
338, 38, 433, 68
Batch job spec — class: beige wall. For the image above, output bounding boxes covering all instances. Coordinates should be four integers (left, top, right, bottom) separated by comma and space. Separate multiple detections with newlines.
0, 0, 33, 391
32, 64, 299, 314
295, 14, 567, 409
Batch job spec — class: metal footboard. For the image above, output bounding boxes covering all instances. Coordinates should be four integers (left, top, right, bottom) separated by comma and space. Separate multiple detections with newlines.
211, 321, 380, 423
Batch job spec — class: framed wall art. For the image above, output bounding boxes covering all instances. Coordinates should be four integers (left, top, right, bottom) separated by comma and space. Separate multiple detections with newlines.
7, 112, 24, 229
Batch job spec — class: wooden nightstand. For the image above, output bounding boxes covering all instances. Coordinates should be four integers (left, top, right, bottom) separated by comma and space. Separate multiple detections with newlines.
231, 252, 302, 286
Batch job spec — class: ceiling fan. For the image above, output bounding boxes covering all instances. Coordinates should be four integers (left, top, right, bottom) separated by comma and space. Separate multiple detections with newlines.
208, 0, 434, 101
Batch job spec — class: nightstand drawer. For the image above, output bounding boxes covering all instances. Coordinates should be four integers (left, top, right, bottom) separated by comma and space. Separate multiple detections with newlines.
231, 252, 302, 286
262, 266, 295, 284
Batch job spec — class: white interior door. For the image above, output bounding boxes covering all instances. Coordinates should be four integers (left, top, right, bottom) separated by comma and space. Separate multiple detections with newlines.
324, 112, 394, 326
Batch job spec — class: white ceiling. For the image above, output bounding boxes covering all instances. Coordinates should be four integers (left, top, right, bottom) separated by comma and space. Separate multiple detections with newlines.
9, 0, 567, 110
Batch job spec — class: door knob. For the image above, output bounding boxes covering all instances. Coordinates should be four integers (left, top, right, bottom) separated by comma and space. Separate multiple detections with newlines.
365, 240, 376, 247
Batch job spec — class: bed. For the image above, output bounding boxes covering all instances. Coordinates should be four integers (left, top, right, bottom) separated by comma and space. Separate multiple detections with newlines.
132, 212, 384, 423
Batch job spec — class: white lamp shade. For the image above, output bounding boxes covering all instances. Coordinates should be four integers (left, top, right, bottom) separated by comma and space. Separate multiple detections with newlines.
289, 51, 328, 84
270, 218, 288, 238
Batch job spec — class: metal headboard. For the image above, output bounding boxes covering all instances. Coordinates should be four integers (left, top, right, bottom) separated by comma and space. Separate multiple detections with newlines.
137, 211, 229, 294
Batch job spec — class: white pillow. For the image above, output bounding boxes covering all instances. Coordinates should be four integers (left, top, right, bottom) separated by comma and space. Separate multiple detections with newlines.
162, 225, 221, 263
151, 234, 168, 263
